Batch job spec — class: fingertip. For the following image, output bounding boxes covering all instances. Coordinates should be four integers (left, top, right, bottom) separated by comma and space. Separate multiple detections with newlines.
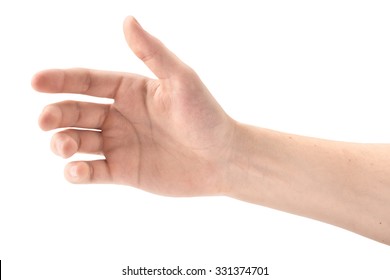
123, 15, 141, 32
38, 105, 62, 131
31, 72, 41, 91
31, 69, 63, 93
123, 16, 138, 47
123, 16, 187, 79
65, 162, 90, 183
123, 15, 133, 28
123, 15, 150, 61
123, 16, 133, 39
51, 133, 78, 159
31, 70, 50, 91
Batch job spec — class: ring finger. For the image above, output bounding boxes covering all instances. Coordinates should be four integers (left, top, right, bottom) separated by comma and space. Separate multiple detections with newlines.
51, 129, 104, 158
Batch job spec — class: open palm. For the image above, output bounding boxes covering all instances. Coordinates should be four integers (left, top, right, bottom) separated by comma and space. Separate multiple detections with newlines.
33, 17, 236, 197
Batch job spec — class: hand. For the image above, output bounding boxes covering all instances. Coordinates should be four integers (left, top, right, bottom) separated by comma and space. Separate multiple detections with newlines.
32, 16, 237, 197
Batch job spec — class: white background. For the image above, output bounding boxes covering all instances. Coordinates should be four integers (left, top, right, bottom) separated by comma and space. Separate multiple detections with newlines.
1, 0, 390, 279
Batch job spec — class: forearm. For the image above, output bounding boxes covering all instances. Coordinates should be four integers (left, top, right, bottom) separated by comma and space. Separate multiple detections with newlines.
224, 123, 390, 245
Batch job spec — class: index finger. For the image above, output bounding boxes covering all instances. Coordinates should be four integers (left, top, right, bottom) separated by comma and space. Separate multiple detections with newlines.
31, 68, 144, 99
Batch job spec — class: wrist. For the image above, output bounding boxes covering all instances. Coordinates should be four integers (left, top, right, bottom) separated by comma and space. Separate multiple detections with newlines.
221, 123, 302, 209
220, 123, 275, 202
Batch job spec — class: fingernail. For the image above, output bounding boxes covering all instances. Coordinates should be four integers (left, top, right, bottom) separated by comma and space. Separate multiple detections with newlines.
132, 16, 142, 29
69, 165, 78, 178
40, 105, 61, 131
56, 140, 64, 156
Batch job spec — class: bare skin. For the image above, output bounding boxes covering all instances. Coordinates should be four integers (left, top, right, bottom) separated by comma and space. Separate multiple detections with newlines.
32, 16, 390, 245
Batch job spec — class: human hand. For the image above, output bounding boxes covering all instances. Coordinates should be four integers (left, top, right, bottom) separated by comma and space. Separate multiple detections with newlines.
32, 16, 237, 197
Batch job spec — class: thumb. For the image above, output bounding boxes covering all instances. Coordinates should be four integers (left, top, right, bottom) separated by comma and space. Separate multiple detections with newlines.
123, 16, 187, 79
